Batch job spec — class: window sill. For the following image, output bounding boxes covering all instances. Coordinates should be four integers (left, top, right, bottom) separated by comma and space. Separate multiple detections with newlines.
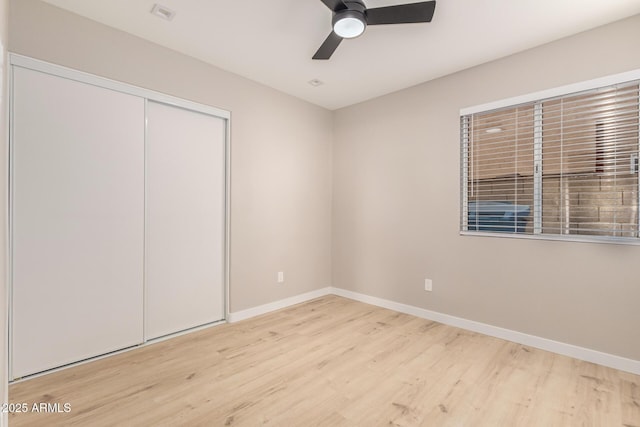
459, 230, 640, 246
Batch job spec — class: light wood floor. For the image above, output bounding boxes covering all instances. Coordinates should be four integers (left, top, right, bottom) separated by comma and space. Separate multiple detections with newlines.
9, 295, 640, 426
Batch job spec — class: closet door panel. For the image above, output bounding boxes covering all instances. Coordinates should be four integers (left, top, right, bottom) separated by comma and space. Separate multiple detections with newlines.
146, 101, 225, 339
11, 67, 145, 378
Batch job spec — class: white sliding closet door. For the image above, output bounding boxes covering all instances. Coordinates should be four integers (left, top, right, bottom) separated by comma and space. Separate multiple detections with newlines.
11, 67, 145, 379
146, 101, 225, 339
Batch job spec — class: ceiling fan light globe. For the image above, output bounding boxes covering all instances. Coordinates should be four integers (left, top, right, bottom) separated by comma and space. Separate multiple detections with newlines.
333, 12, 366, 38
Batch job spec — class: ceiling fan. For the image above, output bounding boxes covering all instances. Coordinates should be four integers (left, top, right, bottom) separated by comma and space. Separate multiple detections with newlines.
313, 0, 436, 60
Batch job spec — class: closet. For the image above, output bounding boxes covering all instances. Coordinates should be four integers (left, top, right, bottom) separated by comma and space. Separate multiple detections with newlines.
9, 56, 228, 379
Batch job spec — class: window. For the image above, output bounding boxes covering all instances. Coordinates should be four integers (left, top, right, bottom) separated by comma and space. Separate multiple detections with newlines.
461, 78, 640, 241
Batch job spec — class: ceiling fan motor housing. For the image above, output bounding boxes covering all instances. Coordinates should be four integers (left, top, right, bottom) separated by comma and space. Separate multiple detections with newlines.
341, 0, 366, 13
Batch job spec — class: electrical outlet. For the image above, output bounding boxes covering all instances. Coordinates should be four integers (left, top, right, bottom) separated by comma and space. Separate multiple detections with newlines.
424, 278, 433, 292
277, 271, 284, 283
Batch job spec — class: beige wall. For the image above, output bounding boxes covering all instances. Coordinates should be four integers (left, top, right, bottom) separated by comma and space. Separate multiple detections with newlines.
333, 14, 640, 361
8, 0, 333, 313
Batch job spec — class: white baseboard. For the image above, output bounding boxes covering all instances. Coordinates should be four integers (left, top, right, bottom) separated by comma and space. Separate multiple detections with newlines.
330, 287, 640, 376
227, 287, 332, 323
226, 286, 640, 375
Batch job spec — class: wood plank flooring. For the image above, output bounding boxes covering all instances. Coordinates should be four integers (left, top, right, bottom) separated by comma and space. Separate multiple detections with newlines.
8, 295, 640, 426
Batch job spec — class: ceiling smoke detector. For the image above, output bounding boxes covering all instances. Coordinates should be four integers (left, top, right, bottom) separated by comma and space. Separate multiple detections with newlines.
151, 4, 176, 21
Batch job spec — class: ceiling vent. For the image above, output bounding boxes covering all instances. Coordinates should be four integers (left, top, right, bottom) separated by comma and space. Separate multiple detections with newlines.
150, 4, 176, 21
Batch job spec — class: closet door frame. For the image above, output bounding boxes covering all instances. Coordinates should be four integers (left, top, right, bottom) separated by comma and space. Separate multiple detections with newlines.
8, 54, 231, 378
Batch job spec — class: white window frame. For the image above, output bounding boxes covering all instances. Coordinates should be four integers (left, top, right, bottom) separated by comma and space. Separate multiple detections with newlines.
460, 69, 640, 245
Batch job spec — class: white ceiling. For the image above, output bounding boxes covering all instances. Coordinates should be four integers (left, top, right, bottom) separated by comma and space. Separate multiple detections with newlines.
41, 0, 640, 110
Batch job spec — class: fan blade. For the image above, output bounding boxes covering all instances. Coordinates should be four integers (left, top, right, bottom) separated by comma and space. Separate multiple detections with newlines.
320, 0, 348, 12
366, 1, 436, 25
312, 32, 343, 60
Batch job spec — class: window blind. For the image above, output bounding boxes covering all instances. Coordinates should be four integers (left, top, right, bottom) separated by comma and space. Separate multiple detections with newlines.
461, 81, 640, 240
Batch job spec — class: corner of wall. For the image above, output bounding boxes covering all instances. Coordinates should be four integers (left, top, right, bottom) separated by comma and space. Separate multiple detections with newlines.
1, 0, 9, 422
